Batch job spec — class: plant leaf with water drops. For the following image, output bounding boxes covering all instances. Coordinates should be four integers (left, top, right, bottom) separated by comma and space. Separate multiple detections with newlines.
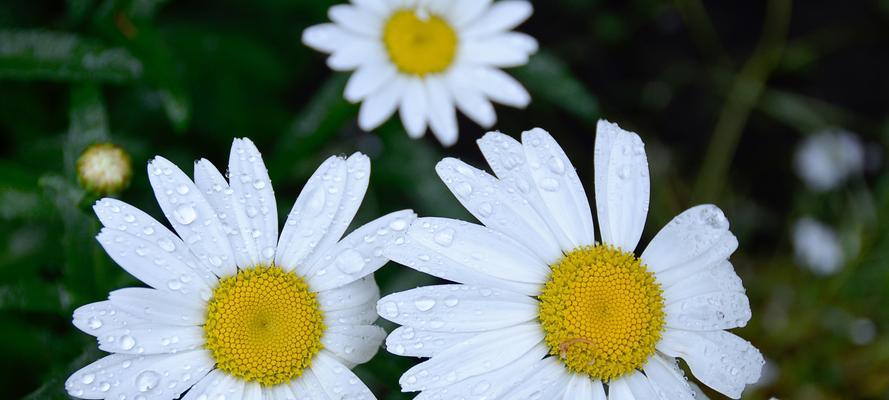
0, 30, 143, 83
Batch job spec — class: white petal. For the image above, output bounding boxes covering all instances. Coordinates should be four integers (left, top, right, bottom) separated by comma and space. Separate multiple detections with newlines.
623, 371, 660, 400
642, 205, 739, 283
305, 210, 416, 292
472, 66, 530, 108
325, 302, 378, 327
312, 351, 376, 399
642, 355, 697, 400
276, 154, 369, 273
65, 350, 213, 400
445, 67, 496, 128
193, 158, 254, 269
352, 0, 391, 16
606, 378, 634, 400
95, 228, 212, 297
522, 128, 596, 248
562, 374, 606, 400
243, 382, 263, 400
290, 368, 330, 399
182, 369, 246, 400
322, 325, 386, 364
109, 288, 204, 326
302, 23, 357, 53
400, 77, 428, 138
435, 157, 562, 263
448, 0, 493, 27
664, 291, 751, 331
345, 61, 397, 103
499, 356, 570, 399
264, 383, 299, 400
72, 301, 141, 338
359, 76, 406, 130
460, 33, 537, 67
377, 284, 538, 332
662, 260, 745, 302
424, 76, 458, 146
387, 217, 549, 294
226, 138, 278, 265
329, 4, 383, 37
147, 156, 237, 277
413, 343, 548, 400
385, 327, 476, 358
657, 330, 764, 399
93, 199, 218, 287
328, 40, 386, 71
399, 323, 543, 391
594, 120, 650, 252
463, 1, 533, 38
97, 325, 204, 355
317, 275, 380, 311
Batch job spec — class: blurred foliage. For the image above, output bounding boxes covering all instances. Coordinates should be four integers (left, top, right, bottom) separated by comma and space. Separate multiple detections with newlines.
1, 0, 888, 399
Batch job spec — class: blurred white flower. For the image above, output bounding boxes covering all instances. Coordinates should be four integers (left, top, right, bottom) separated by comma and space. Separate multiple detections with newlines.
792, 217, 844, 275
303, 0, 537, 146
794, 129, 864, 191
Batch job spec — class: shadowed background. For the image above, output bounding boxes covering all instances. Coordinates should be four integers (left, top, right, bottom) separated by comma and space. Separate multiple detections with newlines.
1, 0, 888, 398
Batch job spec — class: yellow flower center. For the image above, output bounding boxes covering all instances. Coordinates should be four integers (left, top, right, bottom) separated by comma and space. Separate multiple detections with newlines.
204, 265, 324, 386
383, 9, 458, 76
538, 245, 665, 381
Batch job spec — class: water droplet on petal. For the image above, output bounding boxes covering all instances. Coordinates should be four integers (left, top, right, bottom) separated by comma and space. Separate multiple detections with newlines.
334, 249, 365, 274
173, 205, 197, 225
414, 296, 436, 311
135, 370, 161, 392
434, 228, 455, 246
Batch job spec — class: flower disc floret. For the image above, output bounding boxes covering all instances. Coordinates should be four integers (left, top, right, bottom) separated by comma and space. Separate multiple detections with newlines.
204, 265, 324, 386
538, 245, 665, 381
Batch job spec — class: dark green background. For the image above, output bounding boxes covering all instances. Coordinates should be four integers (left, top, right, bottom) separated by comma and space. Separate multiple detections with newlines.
2, 0, 889, 398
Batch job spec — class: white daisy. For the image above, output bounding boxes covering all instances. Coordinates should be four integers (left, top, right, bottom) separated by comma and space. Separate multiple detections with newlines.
302, 0, 538, 146
794, 129, 864, 192
792, 217, 844, 276
379, 121, 764, 399
65, 138, 415, 400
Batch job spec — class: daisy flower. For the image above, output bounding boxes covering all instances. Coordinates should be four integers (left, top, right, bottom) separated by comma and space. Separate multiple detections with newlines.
379, 121, 764, 399
302, 0, 538, 146
65, 138, 415, 399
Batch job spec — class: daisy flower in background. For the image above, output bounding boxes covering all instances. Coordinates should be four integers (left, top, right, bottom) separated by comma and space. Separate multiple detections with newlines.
379, 121, 764, 399
65, 138, 415, 399
303, 0, 537, 146
792, 217, 845, 276
794, 128, 864, 192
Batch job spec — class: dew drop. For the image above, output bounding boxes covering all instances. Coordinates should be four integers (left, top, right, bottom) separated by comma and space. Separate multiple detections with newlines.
547, 156, 565, 175
135, 370, 161, 392
173, 205, 197, 225
434, 228, 455, 246
119, 335, 136, 350
157, 239, 176, 252
414, 296, 436, 311
444, 295, 459, 307
176, 184, 190, 195
87, 317, 103, 330
252, 179, 266, 190
540, 178, 560, 191
334, 249, 365, 274
81, 373, 95, 385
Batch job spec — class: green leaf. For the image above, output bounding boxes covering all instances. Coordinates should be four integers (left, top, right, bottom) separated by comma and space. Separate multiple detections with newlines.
92, 1, 191, 131
39, 175, 109, 300
65, 84, 111, 177
269, 73, 356, 180
513, 51, 600, 125
0, 30, 142, 83
0, 279, 71, 314
22, 346, 103, 400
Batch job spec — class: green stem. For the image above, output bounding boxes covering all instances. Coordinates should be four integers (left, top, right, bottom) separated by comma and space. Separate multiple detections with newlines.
692, 0, 793, 202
